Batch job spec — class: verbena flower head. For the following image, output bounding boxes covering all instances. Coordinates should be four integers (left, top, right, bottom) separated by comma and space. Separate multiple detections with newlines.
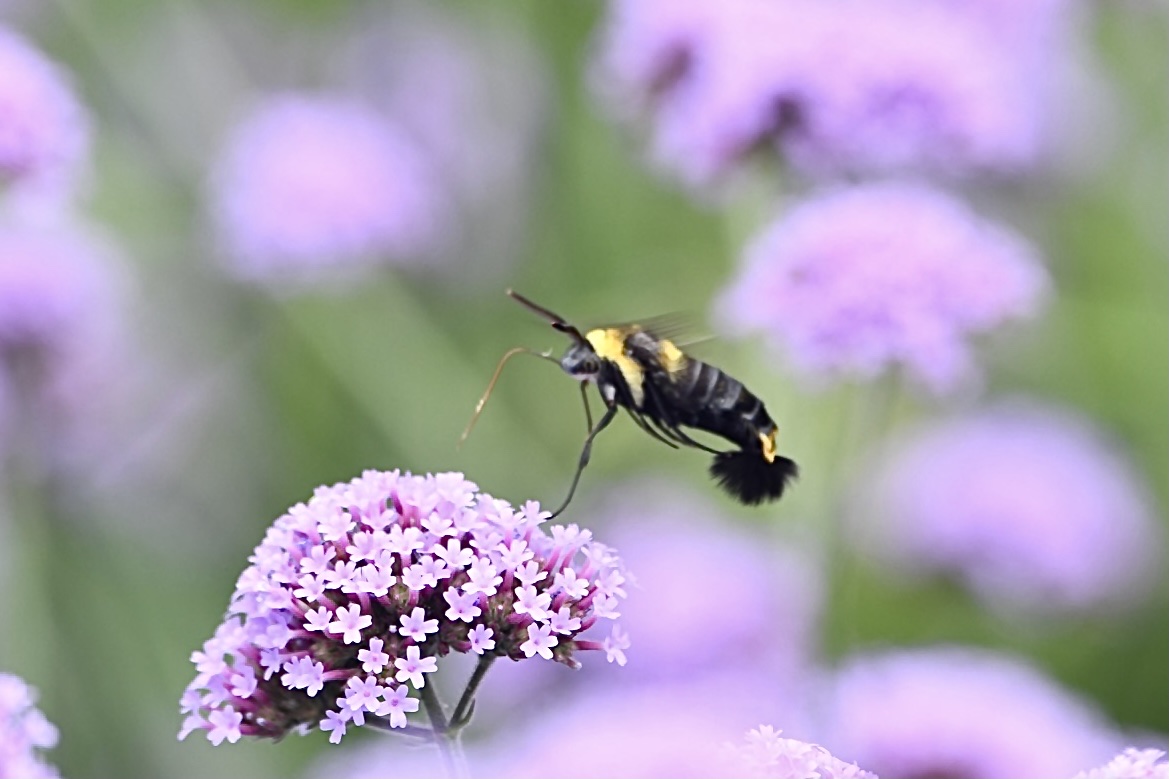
825, 646, 1118, 779
595, 0, 1041, 188
1075, 749, 1169, 779
0, 672, 60, 779
861, 402, 1159, 614
716, 182, 1047, 392
728, 725, 875, 779
0, 216, 123, 367
209, 94, 445, 284
178, 470, 628, 745
0, 26, 88, 198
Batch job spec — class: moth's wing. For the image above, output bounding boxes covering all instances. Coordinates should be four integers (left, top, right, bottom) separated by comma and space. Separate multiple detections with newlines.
587, 312, 713, 349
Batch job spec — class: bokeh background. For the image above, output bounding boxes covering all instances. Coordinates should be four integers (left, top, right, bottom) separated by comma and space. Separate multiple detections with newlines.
0, 0, 1165, 777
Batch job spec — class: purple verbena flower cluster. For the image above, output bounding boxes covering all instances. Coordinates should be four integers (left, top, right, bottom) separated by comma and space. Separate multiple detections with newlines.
865, 402, 1159, 613
178, 470, 628, 745
0, 25, 88, 197
716, 182, 1047, 391
595, 0, 1045, 188
0, 673, 60, 779
0, 220, 122, 359
729, 725, 875, 779
209, 95, 446, 283
825, 646, 1119, 779
1076, 749, 1169, 779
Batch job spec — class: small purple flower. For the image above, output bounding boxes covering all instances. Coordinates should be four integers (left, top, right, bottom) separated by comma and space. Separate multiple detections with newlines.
375, 683, 419, 729
519, 623, 557, 660
178, 470, 629, 745
861, 402, 1160, 614
393, 645, 437, 689
209, 94, 446, 284
728, 725, 875, 779
595, 0, 1043, 188
1075, 749, 1169, 779
0, 25, 89, 198
717, 182, 1047, 392
824, 646, 1119, 779
467, 625, 495, 655
357, 637, 390, 675
398, 607, 438, 643
0, 672, 60, 779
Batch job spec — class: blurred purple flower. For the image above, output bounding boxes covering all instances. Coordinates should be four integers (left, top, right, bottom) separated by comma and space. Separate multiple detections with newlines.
716, 182, 1047, 392
0, 25, 88, 202
1075, 749, 1169, 779
823, 646, 1119, 779
209, 94, 446, 284
860, 403, 1159, 613
0, 218, 121, 359
346, 5, 548, 282
595, 0, 1042, 188
584, 482, 820, 683
178, 470, 629, 745
728, 725, 875, 779
0, 672, 60, 779
313, 671, 810, 778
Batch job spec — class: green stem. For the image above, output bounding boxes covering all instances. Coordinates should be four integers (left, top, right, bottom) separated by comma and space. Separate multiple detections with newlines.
450, 655, 497, 730
418, 682, 469, 779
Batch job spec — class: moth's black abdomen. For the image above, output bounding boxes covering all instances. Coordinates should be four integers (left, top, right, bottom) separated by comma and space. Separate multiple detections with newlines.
709, 450, 798, 505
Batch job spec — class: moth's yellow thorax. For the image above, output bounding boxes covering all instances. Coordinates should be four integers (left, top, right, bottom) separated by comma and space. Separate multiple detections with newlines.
586, 328, 644, 407
659, 338, 688, 375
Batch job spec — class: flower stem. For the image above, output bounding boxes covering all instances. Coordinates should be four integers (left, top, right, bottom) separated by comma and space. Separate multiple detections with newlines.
418, 682, 469, 779
451, 655, 496, 730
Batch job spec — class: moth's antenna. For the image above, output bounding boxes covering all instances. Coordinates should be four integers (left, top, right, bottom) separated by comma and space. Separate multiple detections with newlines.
507, 289, 587, 345
458, 346, 557, 449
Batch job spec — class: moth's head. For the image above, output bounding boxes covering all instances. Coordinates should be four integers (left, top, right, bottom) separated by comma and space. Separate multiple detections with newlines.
559, 342, 602, 381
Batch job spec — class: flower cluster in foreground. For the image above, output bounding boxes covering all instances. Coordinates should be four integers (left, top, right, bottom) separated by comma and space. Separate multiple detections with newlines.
1075, 749, 1169, 779
728, 725, 875, 779
179, 470, 628, 745
0, 673, 60, 779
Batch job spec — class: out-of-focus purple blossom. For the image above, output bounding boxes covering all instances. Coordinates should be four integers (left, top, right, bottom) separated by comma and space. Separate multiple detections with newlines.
209, 94, 446, 284
0, 211, 138, 480
584, 482, 820, 682
506, 679, 800, 778
0, 26, 88, 203
861, 403, 1160, 614
823, 646, 1119, 779
727, 725, 875, 779
595, 0, 1043, 188
313, 672, 807, 778
1075, 749, 1169, 779
0, 218, 121, 360
346, 5, 548, 282
178, 470, 629, 745
716, 182, 1047, 392
0, 672, 60, 779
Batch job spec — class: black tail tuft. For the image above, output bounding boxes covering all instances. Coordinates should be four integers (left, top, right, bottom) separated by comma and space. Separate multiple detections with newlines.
708, 450, 798, 505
